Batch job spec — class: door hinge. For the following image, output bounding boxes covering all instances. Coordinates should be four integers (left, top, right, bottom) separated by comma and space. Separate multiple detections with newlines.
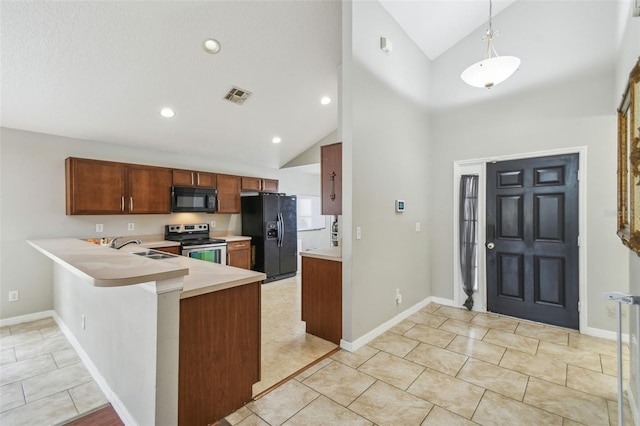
577, 169, 580, 181
578, 301, 581, 312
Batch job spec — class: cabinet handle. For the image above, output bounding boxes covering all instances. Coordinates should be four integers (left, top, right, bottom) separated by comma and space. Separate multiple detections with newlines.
197, 173, 200, 186
130, 197, 133, 212
329, 171, 336, 201
217, 199, 220, 211
191, 172, 194, 186
121, 196, 125, 212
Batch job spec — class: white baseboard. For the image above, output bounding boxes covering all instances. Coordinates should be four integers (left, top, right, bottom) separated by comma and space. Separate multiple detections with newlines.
0, 310, 54, 327
582, 325, 630, 344
52, 313, 136, 426
340, 296, 449, 352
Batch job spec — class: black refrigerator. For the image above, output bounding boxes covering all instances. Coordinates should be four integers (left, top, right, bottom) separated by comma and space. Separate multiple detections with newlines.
241, 193, 297, 283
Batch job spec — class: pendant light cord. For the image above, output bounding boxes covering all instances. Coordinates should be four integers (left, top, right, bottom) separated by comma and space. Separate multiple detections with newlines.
484, 0, 500, 59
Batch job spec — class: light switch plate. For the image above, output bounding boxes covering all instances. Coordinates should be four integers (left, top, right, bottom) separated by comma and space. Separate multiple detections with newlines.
356, 226, 362, 240
415, 222, 421, 232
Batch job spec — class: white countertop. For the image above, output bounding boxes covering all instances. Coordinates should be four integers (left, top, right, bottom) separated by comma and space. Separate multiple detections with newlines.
215, 235, 252, 242
300, 247, 342, 262
28, 238, 266, 297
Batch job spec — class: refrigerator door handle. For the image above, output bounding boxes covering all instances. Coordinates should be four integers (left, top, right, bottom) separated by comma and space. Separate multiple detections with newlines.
280, 212, 285, 248
276, 213, 282, 247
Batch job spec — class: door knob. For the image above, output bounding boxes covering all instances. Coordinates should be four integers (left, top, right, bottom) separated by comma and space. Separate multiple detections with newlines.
486, 242, 495, 250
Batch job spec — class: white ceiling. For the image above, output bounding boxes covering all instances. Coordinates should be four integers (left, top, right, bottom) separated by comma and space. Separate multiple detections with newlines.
379, 0, 517, 60
1, 1, 525, 170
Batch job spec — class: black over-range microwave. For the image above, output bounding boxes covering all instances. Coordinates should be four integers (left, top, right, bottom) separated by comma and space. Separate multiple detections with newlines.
171, 186, 217, 213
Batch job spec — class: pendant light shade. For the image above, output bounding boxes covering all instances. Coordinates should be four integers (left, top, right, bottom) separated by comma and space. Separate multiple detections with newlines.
461, 55, 521, 88
461, 0, 520, 89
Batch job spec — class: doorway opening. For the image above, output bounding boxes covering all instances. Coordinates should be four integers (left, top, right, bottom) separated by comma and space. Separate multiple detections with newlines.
453, 147, 587, 332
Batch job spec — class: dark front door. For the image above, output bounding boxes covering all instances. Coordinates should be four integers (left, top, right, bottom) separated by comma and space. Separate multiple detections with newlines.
486, 154, 579, 329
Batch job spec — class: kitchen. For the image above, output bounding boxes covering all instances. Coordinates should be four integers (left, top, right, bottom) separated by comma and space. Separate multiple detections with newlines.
3, 0, 640, 425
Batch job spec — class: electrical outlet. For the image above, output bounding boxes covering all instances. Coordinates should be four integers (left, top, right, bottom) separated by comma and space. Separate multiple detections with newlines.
211, 221, 216, 228
415, 222, 421, 232
128, 223, 135, 231
95, 224, 104, 233
356, 226, 362, 240
8, 291, 19, 302
395, 288, 402, 304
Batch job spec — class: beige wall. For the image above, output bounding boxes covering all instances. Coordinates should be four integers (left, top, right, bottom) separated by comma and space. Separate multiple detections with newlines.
0, 127, 328, 319
341, 0, 432, 342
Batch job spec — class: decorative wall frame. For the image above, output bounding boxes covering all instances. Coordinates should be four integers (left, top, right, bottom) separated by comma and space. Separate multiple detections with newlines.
618, 57, 640, 254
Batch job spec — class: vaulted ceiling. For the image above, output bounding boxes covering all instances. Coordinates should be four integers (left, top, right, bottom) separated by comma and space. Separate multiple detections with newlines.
1, 1, 618, 170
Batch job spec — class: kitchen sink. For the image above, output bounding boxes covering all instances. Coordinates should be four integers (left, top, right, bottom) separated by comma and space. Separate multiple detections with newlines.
132, 250, 178, 260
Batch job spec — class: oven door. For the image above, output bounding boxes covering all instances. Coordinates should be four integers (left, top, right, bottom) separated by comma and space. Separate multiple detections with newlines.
182, 244, 227, 265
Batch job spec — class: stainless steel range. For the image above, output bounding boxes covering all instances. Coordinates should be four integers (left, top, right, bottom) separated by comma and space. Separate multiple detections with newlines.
164, 223, 227, 265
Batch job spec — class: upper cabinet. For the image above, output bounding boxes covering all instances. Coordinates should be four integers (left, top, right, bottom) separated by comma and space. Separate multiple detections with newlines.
321, 143, 342, 215
241, 177, 279, 193
173, 169, 216, 188
216, 174, 241, 214
66, 158, 172, 215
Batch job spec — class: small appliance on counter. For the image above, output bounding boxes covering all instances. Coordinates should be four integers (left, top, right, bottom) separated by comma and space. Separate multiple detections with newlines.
164, 223, 227, 264
330, 215, 339, 247
241, 193, 297, 282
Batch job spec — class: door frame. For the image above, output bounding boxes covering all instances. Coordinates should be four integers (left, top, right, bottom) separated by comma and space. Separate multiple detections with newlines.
453, 146, 587, 332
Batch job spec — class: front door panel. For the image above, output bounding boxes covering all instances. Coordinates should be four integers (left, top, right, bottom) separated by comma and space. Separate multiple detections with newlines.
486, 154, 579, 329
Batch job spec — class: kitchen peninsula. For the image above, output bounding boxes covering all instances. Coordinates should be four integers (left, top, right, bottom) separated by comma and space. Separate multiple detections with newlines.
28, 238, 266, 426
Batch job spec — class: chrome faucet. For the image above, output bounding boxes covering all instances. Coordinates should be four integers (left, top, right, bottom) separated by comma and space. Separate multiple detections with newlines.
109, 237, 142, 249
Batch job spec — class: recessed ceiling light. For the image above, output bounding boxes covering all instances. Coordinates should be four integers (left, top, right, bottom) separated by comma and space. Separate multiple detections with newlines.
272, 136, 282, 144
160, 107, 175, 118
203, 38, 221, 54
320, 96, 332, 105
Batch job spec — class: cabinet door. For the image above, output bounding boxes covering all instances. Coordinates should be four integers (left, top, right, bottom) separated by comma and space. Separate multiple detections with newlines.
127, 165, 172, 214
321, 143, 342, 215
216, 174, 241, 213
173, 169, 195, 186
261, 179, 279, 193
227, 241, 251, 269
66, 158, 126, 215
154, 245, 181, 255
241, 177, 262, 192
195, 172, 216, 188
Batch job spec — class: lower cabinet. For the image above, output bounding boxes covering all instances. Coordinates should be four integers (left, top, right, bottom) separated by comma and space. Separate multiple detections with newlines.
153, 245, 180, 255
301, 257, 342, 344
178, 282, 261, 425
227, 240, 251, 269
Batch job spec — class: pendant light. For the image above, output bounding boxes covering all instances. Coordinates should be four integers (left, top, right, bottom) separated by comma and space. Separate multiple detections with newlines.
461, 0, 520, 88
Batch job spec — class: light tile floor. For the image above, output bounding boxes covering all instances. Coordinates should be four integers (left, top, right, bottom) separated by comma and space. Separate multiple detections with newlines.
254, 275, 338, 395
0, 317, 108, 425
226, 303, 634, 426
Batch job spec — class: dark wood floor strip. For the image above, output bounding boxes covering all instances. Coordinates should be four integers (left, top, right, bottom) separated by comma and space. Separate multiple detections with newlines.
64, 404, 124, 426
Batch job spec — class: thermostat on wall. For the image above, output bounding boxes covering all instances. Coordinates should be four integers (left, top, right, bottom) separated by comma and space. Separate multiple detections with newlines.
395, 200, 405, 212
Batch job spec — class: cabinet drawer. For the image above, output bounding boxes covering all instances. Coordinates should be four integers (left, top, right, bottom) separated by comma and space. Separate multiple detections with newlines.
227, 240, 250, 251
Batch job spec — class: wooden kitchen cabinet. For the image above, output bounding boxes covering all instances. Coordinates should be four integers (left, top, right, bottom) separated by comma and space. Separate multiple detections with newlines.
153, 245, 181, 255
321, 142, 342, 215
216, 174, 241, 214
226, 240, 251, 269
301, 256, 342, 344
172, 169, 216, 188
66, 158, 172, 215
179, 282, 260, 425
241, 177, 279, 193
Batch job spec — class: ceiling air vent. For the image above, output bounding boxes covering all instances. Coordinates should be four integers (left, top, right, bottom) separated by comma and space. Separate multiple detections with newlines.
224, 86, 252, 105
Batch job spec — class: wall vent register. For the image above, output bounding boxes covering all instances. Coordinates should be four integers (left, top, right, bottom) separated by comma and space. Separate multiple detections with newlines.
224, 86, 252, 105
